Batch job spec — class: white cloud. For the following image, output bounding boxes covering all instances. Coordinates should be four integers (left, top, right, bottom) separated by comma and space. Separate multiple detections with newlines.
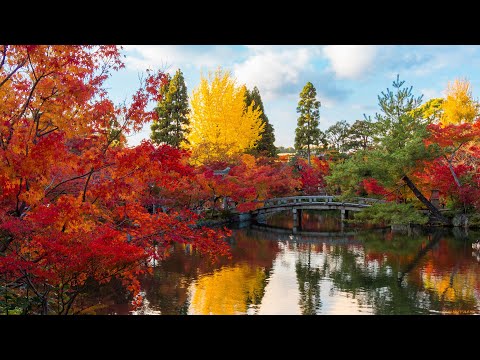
380, 46, 480, 78
122, 45, 349, 103
122, 45, 237, 73
323, 45, 377, 79
233, 46, 322, 101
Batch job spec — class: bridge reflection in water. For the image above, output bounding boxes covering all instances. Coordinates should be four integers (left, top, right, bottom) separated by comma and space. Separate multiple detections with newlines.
250, 223, 362, 245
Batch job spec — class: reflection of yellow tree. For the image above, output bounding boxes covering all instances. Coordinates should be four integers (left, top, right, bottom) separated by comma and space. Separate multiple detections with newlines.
190, 264, 266, 315
422, 266, 480, 313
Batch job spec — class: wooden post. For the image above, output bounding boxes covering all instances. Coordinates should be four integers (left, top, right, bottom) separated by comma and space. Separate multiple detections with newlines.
298, 209, 302, 230
293, 208, 302, 230
222, 197, 228, 210
340, 209, 346, 222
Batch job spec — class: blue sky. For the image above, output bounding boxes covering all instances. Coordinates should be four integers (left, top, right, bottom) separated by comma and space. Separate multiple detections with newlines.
104, 45, 480, 147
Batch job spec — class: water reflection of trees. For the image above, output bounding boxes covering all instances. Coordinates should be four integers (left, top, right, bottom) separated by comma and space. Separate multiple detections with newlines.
323, 242, 429, 314
291, 228, 480, 314
137, 248, 210, 314
89, 212, 480, 314
190, 264, 266, 314
136, 228, 281, 314
296, 243, 322, 314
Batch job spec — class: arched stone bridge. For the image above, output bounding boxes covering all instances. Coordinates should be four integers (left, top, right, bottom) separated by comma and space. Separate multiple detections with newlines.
250, 195, 385, 232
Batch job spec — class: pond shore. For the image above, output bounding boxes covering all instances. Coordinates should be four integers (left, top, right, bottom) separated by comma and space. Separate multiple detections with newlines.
197, 209, 480, 231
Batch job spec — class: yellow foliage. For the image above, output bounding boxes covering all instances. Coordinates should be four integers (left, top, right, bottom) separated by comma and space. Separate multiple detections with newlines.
440, 79, 479, 125
185, 69, 264, 164
190, 264, 266, 314
422, 269, 478, 306
410, 98, 443, 122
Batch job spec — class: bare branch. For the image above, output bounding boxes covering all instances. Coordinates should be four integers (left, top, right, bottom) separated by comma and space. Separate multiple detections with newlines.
0, 57, 27, 89
45, 163, 113, 197
37, 126, 59, 138
19, 270, 42, 300
15, 177, 23, 216
27, 51, 38, 81
43, 176, 57, 191
82, 168, 94, 202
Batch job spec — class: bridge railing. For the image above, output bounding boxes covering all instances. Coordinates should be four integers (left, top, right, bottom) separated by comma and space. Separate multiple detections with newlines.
261, 196, 386, 208
351, 197, 387, 205
263, 196, 336, 208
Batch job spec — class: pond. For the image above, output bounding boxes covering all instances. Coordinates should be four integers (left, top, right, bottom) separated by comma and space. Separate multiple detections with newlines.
90, 210, 480, 315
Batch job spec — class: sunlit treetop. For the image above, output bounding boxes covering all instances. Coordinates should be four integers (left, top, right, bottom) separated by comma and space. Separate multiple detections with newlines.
440, 78, 479, 126
186, 68, 264, 165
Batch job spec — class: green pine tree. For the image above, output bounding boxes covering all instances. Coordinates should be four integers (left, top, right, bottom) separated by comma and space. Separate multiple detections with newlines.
244, 86, 277, 157
150, 69, 190, 147
295, 82, 321, 165
327, 75, 448, 224
372, 74, 425, 153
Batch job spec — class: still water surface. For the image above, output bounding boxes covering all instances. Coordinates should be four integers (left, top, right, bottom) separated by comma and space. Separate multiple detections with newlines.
95, 210, 480, 315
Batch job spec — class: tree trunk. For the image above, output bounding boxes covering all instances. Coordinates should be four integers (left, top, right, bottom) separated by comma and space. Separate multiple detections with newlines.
401, 175, 450, 225
0, 234, 13, 253
445, 156, 462, 188
398, 230, 442, 284
307, 143, 311, 166
42, 297, 48, 315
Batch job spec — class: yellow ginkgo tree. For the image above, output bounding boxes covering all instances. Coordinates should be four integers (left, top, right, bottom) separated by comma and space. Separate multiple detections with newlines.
440, 78, 479, 125
185, 68, 264, 164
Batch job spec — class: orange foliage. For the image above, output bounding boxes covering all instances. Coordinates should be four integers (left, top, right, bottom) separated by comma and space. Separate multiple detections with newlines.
0, 46, 230, 314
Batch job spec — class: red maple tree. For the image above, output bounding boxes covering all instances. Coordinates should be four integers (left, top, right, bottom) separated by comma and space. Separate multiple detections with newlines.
0, 45, 230, 314
414, 119, 480, 210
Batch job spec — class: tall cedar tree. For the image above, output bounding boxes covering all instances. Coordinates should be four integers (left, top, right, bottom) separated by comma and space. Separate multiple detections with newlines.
245, 87, 277, 157
295, 82, 321, 165
151, 69, 190, 147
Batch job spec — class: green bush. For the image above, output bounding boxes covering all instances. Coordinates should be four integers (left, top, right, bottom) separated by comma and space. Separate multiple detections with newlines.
218, 209, 233, 219
353, 202, 428, 226
469, 213, 480, 229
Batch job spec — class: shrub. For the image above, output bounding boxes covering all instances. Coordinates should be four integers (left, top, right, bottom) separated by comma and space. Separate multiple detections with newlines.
353, 203, 428, 226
